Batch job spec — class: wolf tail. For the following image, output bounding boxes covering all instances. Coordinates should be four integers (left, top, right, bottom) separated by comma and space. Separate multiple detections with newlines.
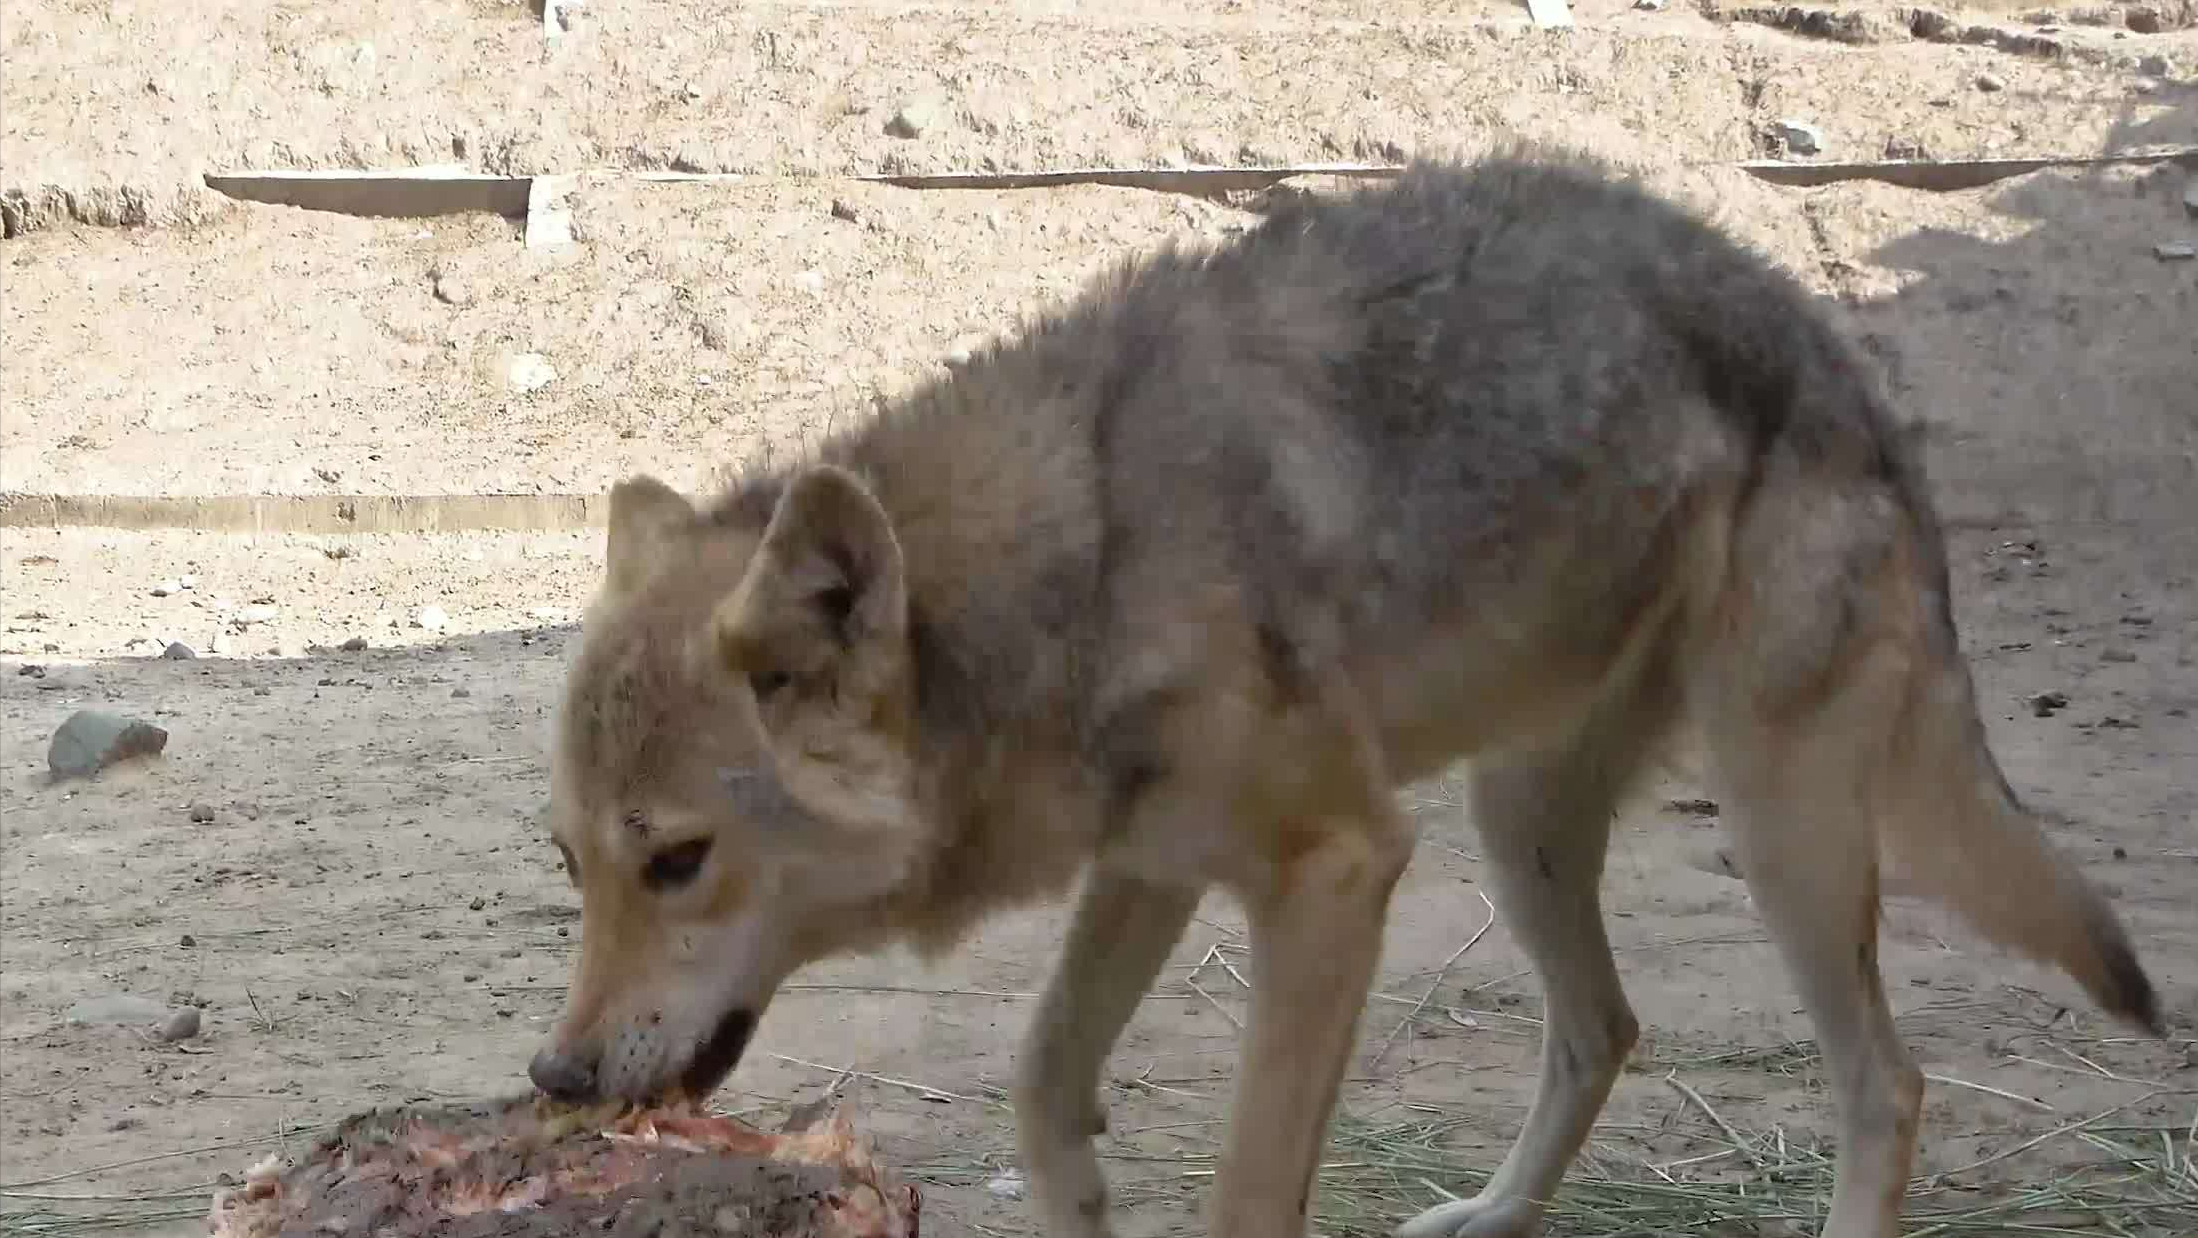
1869, 507, 2161, 1034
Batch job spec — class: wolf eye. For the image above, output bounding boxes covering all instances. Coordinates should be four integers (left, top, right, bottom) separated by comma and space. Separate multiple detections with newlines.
642, 838, 713, 892
749, 669, 790, 701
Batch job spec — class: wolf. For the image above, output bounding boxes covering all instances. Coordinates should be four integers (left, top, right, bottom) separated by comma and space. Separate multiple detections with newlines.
525, 143, 2161, 1238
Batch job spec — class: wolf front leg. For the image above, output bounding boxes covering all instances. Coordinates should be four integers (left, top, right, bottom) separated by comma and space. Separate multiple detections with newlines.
1015, 868, 1201, 1238
1209, 821, 1411, 1238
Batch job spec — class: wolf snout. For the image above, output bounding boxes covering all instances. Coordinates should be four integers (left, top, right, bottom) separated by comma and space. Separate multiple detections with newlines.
527, 1042, 602, 1102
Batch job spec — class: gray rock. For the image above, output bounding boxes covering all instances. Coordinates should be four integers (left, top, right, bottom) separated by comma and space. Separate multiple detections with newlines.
1975, 73, 2005, 92
66, 994, 172, 1025
188, 802, 217, 823
162, 641, 197, 660
150, 579, 181, 597
884, 101, 932, 139
48, 710, 170, 779
432, 269, 474, 307
452, 686, 473, 699
158, 1008, 202, 1042
2155, 242, 2196, 262
1772, 119, 1825, 157
339, 635, 369, 652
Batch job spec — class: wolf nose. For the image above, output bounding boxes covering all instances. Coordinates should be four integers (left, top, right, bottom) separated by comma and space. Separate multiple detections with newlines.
528, 1044, 600, 1102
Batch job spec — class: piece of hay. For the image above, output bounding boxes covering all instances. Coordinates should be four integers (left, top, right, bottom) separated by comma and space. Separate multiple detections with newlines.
208, 1094, 919, 1238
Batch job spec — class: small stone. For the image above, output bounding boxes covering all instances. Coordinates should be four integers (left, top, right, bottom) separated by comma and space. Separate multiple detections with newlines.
2138, 54, 2173, 77
985, 1173, 1026, 1199
162, 641, 197, 660
252, 686, 272, 696
2030, 691, 2070, 718
1884, 135, 1927, 161
2154, 242, 2196, 262
1772, 119, 1825, 157
180, 933, 198, 947
158, 1008, 202, 1042
2112, 845, 2128, 860
1975, 73, 2005, 92
18, 663, 45, 678
340, 635, 369, 651
1633, 0, 1666, 8
179, 574, 197, 590
829, 197, 864, 224
2183, 181, 2197, 220
235, 604, 278, 626
151, 579, 181, 597
413, 605, 448, 632
188, 802, 217, 823
48, 710, 170, 779
452, 686, 473, 699
2101, 648, 2138, 663
2127, 7, 2164, 34
507, 353, 557, 393
432, 269, 474, 307
884, 101, 932, 139
470, 897, 487, 911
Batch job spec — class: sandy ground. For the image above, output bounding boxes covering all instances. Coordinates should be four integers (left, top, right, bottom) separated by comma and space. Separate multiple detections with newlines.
2, 0, 2197, 1235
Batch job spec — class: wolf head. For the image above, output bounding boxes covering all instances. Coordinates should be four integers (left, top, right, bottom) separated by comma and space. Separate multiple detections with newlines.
528, 467, 929, 1104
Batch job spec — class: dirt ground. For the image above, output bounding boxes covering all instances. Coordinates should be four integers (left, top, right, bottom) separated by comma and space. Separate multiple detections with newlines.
3, 0, 2196, 1235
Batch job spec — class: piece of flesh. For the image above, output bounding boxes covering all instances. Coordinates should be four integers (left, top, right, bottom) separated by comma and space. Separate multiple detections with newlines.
208, 1094, 920, 1238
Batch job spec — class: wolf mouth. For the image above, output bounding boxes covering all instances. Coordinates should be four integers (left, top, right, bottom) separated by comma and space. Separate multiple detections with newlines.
679, 1007, 758, 1098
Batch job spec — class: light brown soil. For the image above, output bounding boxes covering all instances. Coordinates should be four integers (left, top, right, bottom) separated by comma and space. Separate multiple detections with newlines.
1, 1, 2194, 1236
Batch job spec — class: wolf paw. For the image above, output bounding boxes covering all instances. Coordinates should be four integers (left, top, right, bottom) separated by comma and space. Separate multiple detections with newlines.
1392, 1197, 1544, 1238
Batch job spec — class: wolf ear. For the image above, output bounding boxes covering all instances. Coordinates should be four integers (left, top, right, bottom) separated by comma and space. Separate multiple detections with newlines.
604, 475, 695, 594
717, 465, 907, 692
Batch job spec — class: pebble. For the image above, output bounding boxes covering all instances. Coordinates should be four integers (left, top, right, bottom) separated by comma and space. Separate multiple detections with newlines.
48, 710, 170, 779
180, 933, 198, 947
340, 635, 369, 651
432, 269, 474, 307
179, 574, 197, 591
2155, 242, 2196, 262
235, 604, 279, 626
158, 1008, 202, 1043
1975, 73, 2005, 92
188, 802, 218, 823
507, 352, 557, 393
830, 197, 864, 224
2030, 691, 2070, 718
884, 101, 933, 139
151, 579, 182, 597
452, 686, 473, 699
984, 1173, 1026, 1200
1772, 119, 1825, 157
2101, 648, 2139, 664
162, 641, 197, 659
17, 664, 44, 678
1634, 0, 1666, 8
414, 605, 449, 632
